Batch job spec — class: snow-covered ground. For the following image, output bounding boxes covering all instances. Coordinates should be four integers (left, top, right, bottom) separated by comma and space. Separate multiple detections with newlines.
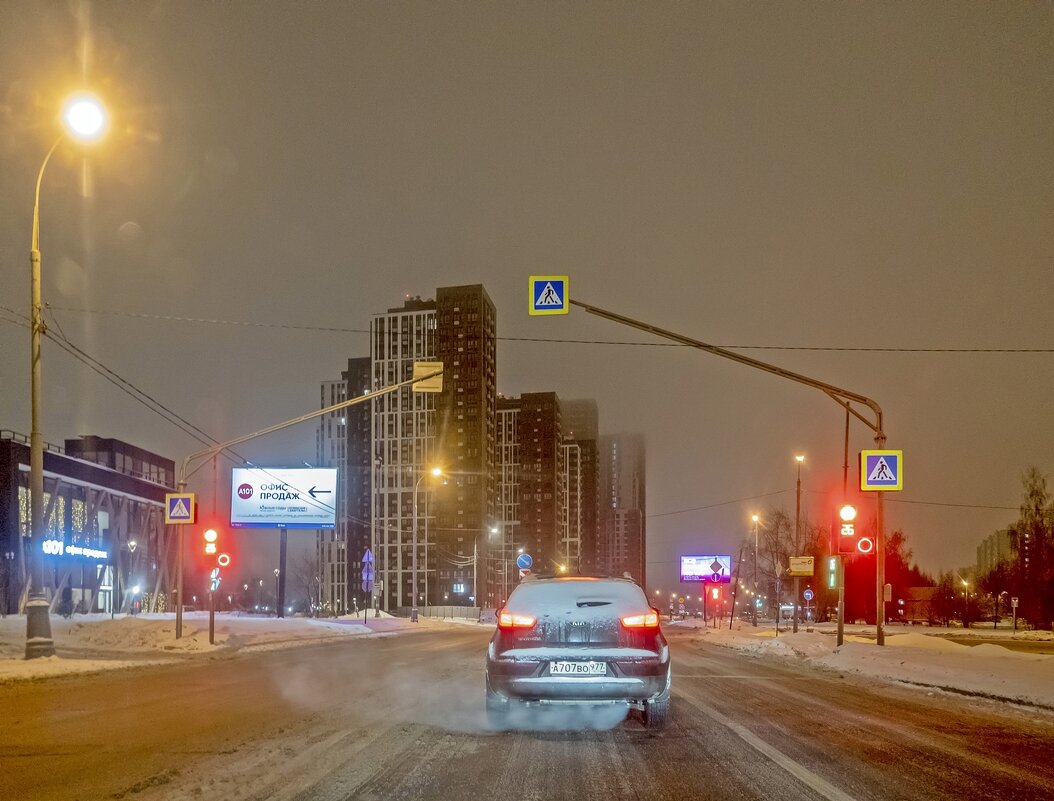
0, 611, 454, 683
3, 613, 1052, 712
675, 619, 1054, 709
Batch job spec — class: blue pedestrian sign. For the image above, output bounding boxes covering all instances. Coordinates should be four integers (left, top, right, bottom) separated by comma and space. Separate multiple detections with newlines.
516, 552, 534, 570
165, 493, 196, 524
860, 450, 903, 491
361, 548, 374, 592
529, 275, 569, 316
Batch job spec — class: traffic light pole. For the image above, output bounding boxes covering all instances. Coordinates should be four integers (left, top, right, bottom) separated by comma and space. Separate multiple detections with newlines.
568, 299, 889, 646
173, 367, 444, 639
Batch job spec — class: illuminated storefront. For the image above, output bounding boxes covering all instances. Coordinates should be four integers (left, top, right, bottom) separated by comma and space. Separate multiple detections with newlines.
0, 432, 174, 615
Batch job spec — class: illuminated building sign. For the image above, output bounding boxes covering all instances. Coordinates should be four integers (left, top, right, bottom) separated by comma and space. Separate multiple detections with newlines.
680, 555, 732, 583
41, 539, 109, 561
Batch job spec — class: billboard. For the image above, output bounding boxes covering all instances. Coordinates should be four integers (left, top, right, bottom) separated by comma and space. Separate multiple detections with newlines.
230, 467, 337, 529
680, 554, 732, 583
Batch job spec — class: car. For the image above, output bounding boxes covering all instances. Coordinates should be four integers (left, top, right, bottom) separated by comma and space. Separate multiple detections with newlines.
485, 575, 671, 729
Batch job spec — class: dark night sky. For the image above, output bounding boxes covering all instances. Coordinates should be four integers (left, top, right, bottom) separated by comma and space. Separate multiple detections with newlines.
1, 1, 1051, 589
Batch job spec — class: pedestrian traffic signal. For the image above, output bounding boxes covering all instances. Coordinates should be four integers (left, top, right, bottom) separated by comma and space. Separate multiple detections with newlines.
835, 504, 874, 554
203, 528, 218, 555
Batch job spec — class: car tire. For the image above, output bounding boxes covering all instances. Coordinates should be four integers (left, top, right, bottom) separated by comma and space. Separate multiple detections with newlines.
643, 693, 669, 730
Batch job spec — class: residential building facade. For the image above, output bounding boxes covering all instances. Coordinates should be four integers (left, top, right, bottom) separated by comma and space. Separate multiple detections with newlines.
598, 433, 647, 584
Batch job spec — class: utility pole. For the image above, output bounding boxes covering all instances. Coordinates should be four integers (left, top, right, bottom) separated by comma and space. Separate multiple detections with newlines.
793, 455, 804, 634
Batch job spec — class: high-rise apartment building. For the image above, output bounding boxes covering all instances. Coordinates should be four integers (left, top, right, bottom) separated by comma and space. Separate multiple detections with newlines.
432, 286, 499, 605
559, 399, 599, 574
315, 359, 371, 614
598, 433, 646, 584
497, 393, 565, 575
340, 286, 500, 612
561, 399, 599, 441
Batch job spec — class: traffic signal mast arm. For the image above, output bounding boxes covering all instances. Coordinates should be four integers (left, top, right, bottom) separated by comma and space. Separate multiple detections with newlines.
176, 367, 443, 489
567, 298, 884, 440
567, 297, 890, 646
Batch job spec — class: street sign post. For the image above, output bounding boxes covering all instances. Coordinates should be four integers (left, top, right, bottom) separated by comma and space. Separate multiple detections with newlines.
516, 553, 533, 570
361, 549, 374, 622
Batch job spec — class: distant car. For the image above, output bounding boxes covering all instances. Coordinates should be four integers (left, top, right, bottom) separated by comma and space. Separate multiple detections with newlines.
485, 576, 671, 729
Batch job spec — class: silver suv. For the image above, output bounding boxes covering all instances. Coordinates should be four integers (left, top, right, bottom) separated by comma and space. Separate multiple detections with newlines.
485, 576, 671, 729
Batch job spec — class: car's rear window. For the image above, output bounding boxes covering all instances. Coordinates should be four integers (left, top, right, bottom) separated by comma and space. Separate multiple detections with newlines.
504, 579, 649, 618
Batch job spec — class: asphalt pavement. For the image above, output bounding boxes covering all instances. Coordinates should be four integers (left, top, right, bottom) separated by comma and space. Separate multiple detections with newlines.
2, 626, 1052, 801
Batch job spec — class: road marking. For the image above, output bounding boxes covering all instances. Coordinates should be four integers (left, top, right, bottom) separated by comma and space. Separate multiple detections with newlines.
675, 689, 859, 801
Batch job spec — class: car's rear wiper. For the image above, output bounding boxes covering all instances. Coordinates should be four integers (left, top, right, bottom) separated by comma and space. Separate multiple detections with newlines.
576, 600, 612, 607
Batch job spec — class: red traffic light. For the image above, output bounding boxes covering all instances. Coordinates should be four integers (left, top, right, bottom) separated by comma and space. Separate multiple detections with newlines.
836, 505, 859, 555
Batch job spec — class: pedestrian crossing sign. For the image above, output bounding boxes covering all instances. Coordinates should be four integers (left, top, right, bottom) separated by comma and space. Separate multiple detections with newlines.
165, 493, 197, 524
529, 275, 569, 316
860, 450, 903, 491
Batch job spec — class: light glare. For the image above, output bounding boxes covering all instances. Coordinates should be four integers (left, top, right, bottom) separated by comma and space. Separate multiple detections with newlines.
63, 94, 107, 141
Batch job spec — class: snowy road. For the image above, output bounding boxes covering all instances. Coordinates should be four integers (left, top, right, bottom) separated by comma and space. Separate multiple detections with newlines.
4, 627, 1053, 801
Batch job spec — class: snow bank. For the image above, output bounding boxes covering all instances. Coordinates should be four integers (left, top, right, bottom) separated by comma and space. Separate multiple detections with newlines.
686, 622, 1054, 708
0, 612, 390, 683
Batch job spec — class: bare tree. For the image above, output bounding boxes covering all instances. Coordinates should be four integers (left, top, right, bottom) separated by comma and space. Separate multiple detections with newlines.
290, 552, 321, 616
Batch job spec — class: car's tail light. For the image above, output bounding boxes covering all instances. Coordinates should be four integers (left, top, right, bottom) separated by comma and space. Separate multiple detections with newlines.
620, 610, 660, 628
497, 610, 537, 629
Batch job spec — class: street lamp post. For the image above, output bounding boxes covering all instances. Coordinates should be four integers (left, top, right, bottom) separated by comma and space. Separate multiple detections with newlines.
25, 93, 108, 659
751, 514, 760, 627
412, 467, 442, 622
793, 454, 805, 634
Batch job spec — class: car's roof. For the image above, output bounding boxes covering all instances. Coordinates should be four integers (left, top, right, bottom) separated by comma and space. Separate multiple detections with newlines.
521, 574, 638, 585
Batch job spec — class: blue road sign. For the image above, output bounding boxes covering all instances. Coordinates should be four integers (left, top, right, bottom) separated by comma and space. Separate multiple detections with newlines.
516, 552, 534, 570
165, 493, 196, 524
803, 589, 815, 602
529, 276, 569, 316
860, 450, 903, 491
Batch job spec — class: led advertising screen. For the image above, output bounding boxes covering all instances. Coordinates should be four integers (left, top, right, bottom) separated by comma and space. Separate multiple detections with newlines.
680, 554, 732, 583
230, 467, 337, 529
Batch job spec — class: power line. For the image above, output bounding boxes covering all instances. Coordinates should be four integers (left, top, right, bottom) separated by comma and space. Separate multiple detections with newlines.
45, 306, 1053, 353
647, 489, 791, 519
36, 315, 246, 466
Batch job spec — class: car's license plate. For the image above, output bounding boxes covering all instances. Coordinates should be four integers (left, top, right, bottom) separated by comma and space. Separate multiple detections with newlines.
550, 661, 606, 676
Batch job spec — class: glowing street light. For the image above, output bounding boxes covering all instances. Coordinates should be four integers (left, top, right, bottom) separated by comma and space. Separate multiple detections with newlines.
25, 91, 109, 658
62, 93, 107, 141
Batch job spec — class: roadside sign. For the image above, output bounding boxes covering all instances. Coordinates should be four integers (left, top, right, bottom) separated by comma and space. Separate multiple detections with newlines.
516, 552, 534, 570
860, 450, 903, 491
803, 588, 815, 602
528, 275, 569, 316
679, 555, 731, 583
1011, 597, 1019, 608
412, 361, 444, 393
165, 493, 196, 524
788, 556, 815, 577
519, 568, 530, 579
230, 467, 337, 529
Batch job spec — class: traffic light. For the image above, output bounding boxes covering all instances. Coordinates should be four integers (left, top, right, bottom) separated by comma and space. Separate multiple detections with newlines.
202, 527, 232, 568
835, 504, 874, 555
